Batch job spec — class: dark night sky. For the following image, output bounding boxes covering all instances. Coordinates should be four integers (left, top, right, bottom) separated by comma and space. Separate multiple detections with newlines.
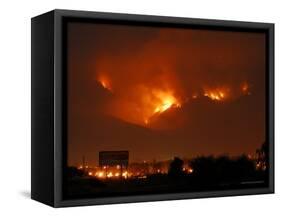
67, 22, 266, 166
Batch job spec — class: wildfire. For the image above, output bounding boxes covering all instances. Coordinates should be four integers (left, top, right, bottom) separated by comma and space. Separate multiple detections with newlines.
154, 100, 173, 113
153, 93, 180, 114
98, 75, 112, 91
145, 89, 181, 124
96, 72, 251, 128
203, 87, 229, 101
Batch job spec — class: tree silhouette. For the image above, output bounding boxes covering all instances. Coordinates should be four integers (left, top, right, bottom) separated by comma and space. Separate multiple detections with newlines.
189, 155, 256, 184
67, 166, 85, 178
189, 156, 217, 184
168, 157, 185, 178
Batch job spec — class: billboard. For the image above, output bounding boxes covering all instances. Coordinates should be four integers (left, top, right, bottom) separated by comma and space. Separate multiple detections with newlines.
99, 151, 129, 167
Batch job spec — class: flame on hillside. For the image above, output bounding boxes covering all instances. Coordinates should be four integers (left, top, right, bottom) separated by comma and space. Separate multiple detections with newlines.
96, 71, 251, 128
145, 89, 181, 124
203, 87, 230, 101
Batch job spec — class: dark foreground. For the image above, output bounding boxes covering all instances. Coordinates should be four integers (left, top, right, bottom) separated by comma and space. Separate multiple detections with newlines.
65, 172, 268, 199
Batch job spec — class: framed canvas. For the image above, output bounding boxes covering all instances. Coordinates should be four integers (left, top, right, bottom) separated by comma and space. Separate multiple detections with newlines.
31, 9, 274, 207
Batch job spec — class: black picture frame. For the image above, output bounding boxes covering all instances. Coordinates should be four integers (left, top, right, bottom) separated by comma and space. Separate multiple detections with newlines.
31, 9, 274, 207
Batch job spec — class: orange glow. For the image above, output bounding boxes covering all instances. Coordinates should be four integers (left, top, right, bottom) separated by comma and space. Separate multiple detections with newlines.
188, 168, 193, 173
241, 82, 248, 92
94, 170, 130, 179
152, 90, 181, 114
122, 171, 128, 177
96, 73, 251, 128
96, 171, 104, 178
144, 89, 181, 125
104, 83, 182, 127
241, 82, 251, 95
107, 172, 113, 178
203, 87, 229, 101
144, 119, 149, 125
67, 25, 265, 169
98, 75, 112, 91
192, 94, 198, 99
